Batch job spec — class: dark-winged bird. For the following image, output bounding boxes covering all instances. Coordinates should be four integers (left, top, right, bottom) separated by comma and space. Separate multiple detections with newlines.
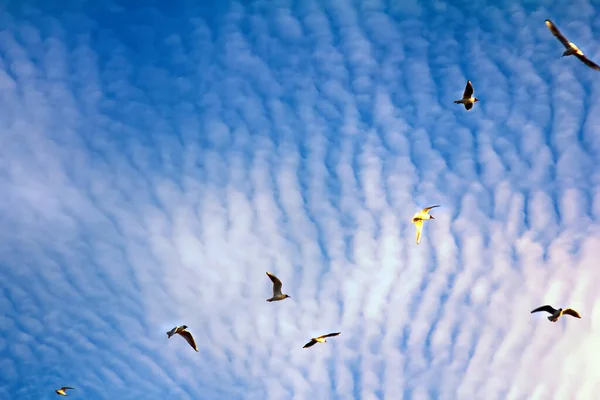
454, 81, 479, 110
531, 305, 581, 322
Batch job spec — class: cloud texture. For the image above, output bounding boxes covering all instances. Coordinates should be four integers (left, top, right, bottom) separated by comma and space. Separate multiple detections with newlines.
1, 0, 600, 399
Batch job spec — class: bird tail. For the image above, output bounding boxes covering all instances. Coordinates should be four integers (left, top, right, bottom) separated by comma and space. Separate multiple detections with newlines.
167, 331, 173, 338
453, 100, 461, 104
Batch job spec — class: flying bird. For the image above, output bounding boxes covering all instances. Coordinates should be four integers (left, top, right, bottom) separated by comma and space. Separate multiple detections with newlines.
167, 325, 198, 351
55, 387, 74, 396
545, 19, 600, 70
266, 272, 291, 302
411, 205, 440, 244
453, 80, 479, 110
531, 305, 581, 322
303, 332, 341, 348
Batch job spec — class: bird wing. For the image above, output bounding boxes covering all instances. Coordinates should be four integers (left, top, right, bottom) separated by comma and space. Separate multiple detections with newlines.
303, 339, 317, 348
266, 272, 283, 295
545, 19, 571, 49
465, 102, 473, 111
61, 387, 74, 390
415, 220, 423, 245
179, 330, 199, 351
318, 332, 341, 339
563, 308, 581, 318
422, 205, 441, 213
575, 53, 600, 70
463, 81, 474, 98
531, 305, 557, 314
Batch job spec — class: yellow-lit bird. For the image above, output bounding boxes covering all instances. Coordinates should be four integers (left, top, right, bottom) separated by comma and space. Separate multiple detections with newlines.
545, 19, 600, 70
167, 325, 198, 352
303, 332, 341, 348
411, 205, 440, 244
55, 387, 74, 396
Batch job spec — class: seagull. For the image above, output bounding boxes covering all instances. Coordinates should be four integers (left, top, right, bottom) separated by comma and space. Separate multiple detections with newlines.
545, 19, 600, 71
303, 332, 341, 348
167, 325, 198, 351
411, 205, 440, 244
531, 305, 581, 322
453, 81, 479, 110
266, 272, 291, 302
55, 387, 74, 396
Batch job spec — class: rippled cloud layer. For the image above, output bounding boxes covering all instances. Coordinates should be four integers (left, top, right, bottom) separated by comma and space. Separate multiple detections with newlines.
1, 0, 600, 399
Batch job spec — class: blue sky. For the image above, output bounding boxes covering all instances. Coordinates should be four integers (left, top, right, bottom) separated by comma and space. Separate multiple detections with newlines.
1, 0, 600, 399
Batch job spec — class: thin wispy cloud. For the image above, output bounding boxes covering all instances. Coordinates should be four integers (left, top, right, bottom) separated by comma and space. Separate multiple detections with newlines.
1, 0, 600, 399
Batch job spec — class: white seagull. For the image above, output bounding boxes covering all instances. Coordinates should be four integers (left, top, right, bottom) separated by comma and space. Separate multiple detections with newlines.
55, 387, 75, 396
166, 325, 198, 351
454, 80, 479, 110
545, 19, 600, 70
266, 272, 291, 302
411, 205, 440, 244
531, 305, 581, 322
303, 332, 341, 348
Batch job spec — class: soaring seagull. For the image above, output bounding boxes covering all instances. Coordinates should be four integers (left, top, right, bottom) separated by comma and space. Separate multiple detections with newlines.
453, 81, 479, 110
303, 332, 341, 348
531, 305, 581, 322
167, 325, 198, 351
55, 387, 75, 396
545, 19, 600, 70
411, 205, 440, 245
266, 272, 291, 302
